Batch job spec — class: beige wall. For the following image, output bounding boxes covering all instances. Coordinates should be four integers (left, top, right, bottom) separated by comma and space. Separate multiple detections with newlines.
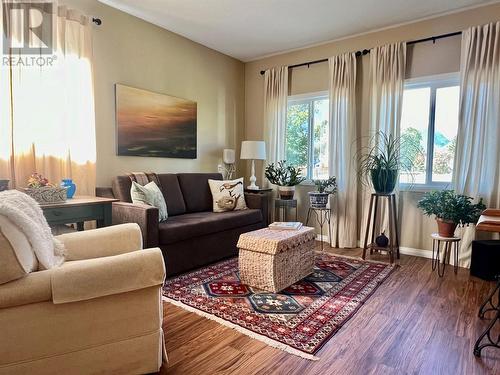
62, 0, 245, 187
244, 3, 500, 253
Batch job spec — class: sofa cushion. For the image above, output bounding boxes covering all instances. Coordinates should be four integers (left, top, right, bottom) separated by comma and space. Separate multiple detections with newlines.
112, 176, 133, 203
177, 173, 222, 213
158, 209, 263, 245
157, 174, 186, 216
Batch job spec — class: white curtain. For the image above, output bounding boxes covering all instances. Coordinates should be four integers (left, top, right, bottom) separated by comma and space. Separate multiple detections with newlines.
263, 66, 288, 165
0, 5, 96, 195
361, 42, 406, 243
453, 22, 500, 267
328, 53, 358, 248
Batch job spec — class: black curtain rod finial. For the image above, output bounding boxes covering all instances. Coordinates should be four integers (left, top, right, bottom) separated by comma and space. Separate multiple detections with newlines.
92, 17, 102, 26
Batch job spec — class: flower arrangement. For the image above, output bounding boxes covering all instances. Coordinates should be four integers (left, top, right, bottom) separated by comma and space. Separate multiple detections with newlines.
27, 173, 53, 188
25, 173, 66, 203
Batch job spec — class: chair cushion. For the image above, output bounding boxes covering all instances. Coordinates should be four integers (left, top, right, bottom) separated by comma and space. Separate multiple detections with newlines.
0, 216, 38, 284
157, 174, 186, 216
158, 209, 263, 245
177, 173, 222, 213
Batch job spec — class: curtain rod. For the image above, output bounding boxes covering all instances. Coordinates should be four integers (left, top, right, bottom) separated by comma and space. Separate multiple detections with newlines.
259, 30, 462, 75
92, 17, 102, 25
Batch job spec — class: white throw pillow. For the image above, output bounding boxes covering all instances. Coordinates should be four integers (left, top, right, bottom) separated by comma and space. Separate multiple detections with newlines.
208, 178, 247, 213
130, 181, 168, 222
0, 215, 38, 284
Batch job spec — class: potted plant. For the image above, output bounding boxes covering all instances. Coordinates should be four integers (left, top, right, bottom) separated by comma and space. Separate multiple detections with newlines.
358, 131, 417, 194
25, 173, 67, 204
265, 160, 306, 200
417, 190, 486, 237
308, 177, 337, 208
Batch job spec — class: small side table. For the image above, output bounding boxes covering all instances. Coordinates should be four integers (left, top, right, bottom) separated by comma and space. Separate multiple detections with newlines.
431, 233, 460, 277
274, 199, 298, 222
40, 196, 118, 230
245, 188, 273, 225
305, 207, 332, 251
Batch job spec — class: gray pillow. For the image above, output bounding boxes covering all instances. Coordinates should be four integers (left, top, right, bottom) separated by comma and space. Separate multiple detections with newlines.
130, 181, 168, 222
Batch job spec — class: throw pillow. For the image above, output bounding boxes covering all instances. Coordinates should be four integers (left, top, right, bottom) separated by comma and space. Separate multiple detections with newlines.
130, 181, 168, 222
0, 215, 38, 284
208, 178, 247, 213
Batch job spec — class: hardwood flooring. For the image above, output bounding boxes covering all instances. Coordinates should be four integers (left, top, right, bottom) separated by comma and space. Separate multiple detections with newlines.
159, 245, 500, 375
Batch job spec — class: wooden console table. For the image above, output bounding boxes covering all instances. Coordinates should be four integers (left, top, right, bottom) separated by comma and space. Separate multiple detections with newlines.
40, 196, 118, 230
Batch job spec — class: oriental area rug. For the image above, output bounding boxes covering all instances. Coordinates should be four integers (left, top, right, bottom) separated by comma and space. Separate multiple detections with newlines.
162, 253, 395, 360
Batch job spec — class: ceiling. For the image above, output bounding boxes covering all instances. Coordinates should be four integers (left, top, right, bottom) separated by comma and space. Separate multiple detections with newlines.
98, 0, 498, 61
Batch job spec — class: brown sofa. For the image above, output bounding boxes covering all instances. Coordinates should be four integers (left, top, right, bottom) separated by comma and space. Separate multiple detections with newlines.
99, 173, 267, 277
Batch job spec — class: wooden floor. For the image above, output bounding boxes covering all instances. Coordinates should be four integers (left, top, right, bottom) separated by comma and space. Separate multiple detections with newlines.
159, 245, 500, 375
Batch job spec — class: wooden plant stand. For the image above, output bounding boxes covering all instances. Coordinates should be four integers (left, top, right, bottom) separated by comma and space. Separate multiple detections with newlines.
362, 193, 400, 264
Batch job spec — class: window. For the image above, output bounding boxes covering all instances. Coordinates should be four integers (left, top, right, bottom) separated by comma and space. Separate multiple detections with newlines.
400, 73, 460, 188
285, 93, 329, 180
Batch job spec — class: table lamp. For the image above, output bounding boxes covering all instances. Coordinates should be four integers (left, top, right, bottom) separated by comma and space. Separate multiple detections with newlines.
240, 141, 266, 190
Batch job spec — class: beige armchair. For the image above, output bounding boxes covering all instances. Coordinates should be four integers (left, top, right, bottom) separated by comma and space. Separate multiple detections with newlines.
0, 223, 166, 375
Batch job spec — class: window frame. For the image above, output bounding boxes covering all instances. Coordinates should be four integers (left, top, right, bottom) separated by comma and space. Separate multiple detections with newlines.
399, 72, 460, 191
286, 91, 329, 181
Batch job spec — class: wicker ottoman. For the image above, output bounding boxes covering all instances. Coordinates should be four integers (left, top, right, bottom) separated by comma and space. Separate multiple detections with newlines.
237, 227, 316, 293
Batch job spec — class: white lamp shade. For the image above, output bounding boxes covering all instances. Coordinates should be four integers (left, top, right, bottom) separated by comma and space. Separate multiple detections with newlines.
223, 149, 235, 164
240, 141, 266, 160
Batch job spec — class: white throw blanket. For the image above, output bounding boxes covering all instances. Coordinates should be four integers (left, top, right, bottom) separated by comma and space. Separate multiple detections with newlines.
0, 190, 65, 269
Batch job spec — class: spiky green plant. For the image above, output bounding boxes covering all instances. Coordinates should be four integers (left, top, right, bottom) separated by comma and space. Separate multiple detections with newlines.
357, 131, 419, 192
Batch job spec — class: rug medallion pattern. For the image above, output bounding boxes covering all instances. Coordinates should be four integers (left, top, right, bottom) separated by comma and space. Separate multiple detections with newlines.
163, 253, 395, 356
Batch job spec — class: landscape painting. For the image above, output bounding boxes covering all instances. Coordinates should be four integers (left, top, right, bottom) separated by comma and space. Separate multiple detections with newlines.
116, 84, 197, 158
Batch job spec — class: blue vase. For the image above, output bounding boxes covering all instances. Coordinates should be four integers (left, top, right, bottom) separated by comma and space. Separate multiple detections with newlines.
61, 179, 76, 198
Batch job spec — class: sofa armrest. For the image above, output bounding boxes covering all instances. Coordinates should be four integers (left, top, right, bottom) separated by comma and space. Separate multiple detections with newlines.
57, 223, 143, 261
245, 193, 268, 223
51, 248, 165, 304
112, 202, 159, 248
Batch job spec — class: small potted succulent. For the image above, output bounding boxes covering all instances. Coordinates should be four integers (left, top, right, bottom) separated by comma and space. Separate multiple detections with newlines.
308, 177, 337, 208
25, 173, 67, 204
265, 160, 306, 200
417, 190, 486, 237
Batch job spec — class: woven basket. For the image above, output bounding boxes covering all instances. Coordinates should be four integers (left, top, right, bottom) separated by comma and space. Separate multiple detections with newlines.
238, 227, 315, 293
24, 186, 67, 204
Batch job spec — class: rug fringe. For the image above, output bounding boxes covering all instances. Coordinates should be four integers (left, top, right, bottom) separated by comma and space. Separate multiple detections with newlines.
162, 296, 320, 361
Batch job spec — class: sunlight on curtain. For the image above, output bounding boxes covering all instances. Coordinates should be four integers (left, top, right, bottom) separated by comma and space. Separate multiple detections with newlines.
453, 22, 500, 267
0, 5, 96, 195
328, 53, 358, 248
360, 42, 406, 244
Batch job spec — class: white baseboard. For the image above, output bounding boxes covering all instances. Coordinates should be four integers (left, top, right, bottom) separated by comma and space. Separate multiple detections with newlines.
399, 246, 432, 259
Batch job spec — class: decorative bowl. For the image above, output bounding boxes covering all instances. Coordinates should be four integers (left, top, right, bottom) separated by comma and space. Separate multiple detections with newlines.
24, 186, 67, 204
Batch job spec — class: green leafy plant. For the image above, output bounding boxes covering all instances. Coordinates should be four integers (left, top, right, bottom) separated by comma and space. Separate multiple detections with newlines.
417, 190, 486, 225
265, 160, 306, 186
312, 177, 337, 194
357, 131, 420, 193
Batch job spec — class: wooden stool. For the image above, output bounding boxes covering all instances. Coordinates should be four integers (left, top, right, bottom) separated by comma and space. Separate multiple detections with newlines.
362, 193, 400, 264
431, 233, 460, 277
